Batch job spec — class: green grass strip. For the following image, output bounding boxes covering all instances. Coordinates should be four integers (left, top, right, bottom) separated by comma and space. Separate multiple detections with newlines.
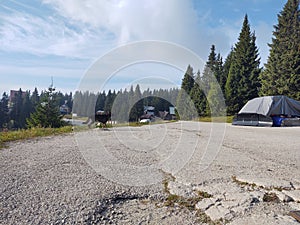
0, 126, 73, 148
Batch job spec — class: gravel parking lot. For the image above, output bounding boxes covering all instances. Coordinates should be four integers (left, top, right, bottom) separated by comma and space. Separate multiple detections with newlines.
1, 121, 299, 224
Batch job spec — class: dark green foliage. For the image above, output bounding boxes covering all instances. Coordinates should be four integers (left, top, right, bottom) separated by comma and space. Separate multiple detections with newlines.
176, 65, 197, 120
27, 86, 65, 128
31, 88, 39, 108
128, 85, 143, 121
202, 45, 217, 92
206, 81, 226, 117
73, 86, 179, 123
104, 90, 116, 113
225, 15, 261, 115
222, 48, 234, 94
190, 70, 207, 116
259, 0, 300, 100
0, 88, 71, 130
203, 45, 226, 116
180, 65, 195, 95
0, 92, 9, 129
95, 91, 106, 111
22, 91, 32, 128
176, 89, 197, 120
215, 53, 224, 87
10, 89, 25, 129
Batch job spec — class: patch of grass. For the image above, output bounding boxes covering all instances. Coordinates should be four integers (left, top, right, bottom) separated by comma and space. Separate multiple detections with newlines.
197, 190, 213, 199
95, 123, 113, 128
231, 176, 292, 193
164, 193, 206, 210
198, 116, 233, 123
231, 176, 263, 189
0, 126, 73, 148
161, 171, 176, 194
263, 192, 280, 203
160, 171, 222, 224
129, 122, 144, 127
195, 210, 218, 225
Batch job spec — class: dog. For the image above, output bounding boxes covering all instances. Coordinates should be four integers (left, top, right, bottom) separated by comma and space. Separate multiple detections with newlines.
83, 111, 111, 128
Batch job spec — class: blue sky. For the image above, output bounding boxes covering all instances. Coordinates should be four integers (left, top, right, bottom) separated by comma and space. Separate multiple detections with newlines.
0, 0, 287, 95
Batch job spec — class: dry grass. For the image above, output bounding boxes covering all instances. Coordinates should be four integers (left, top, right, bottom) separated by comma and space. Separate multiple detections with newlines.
198, 116, 234, 123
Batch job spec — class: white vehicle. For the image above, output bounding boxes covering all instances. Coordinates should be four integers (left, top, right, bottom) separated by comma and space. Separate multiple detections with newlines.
140, 119, 150, 123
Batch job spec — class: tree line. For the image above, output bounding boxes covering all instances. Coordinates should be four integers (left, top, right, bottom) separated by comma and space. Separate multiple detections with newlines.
72, 86, 179, 122
0, 87, 72, 130
177, 0, 299, 118
0, 0, 298, 129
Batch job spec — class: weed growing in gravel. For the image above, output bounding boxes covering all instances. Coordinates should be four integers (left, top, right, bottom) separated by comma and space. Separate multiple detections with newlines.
195, 210, 224, 225
263, 192, 280, 203
231, 176, 263, 189
160, 170, 224, 224
231, 175, 293, 193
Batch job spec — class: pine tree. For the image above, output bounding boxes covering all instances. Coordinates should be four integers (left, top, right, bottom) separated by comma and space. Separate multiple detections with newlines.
202, 45, 217, 92
31, 88, 39, 108
22, 91, 32, 128
176, 65, 197, 120
225, 15, 261, 115
0, 92, 9, 129
180, 65, 195, 95
129, 85, 143, 121
190, 70, 207, 116
72, 91, 82, 116
10, 88, 24, 129
259, 0, 300, 100
222, 48, 234, 94
199, 45, 226, 116
95, 91, 106, 111
27, 86, 65, 128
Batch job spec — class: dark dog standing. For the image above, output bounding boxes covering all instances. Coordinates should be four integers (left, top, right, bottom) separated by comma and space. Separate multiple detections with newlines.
83, 112, 111, 128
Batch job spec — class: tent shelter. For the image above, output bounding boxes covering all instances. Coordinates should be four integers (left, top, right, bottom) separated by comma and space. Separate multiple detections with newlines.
232, 96, 300, 126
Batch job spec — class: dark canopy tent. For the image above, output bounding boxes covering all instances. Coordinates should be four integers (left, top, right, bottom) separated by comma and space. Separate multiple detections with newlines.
232, 96, 300, 126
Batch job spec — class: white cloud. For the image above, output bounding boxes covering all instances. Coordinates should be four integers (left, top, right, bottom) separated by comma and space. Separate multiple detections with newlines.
0, 0, 241, 63
0, 9, 114, 59
42, 0, 200, 43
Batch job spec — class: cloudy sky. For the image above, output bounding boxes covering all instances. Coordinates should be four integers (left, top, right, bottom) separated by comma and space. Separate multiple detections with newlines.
0, 0, 287, 95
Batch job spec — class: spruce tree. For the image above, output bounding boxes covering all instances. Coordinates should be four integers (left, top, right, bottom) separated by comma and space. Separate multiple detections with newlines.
95, 91, 106, 111
0, 92, 9, 129
259, 0, 300, 100
222, 48, 234, 94
22, 91, 32, 128
202, 45, 217, 92
27, 86, 65, 128
190, 70, 207, 116
104, 90, 115, 113
225, 15, 261, 114
176, 65, 197, 120
31, 88, 39, 108
215, 53, 224, 85
11, 89, 24, 129
180, 65, 195, 95
129, 85, 143, 121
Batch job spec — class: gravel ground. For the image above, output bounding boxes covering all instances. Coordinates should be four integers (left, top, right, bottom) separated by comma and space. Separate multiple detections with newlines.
0, 121, 299, 224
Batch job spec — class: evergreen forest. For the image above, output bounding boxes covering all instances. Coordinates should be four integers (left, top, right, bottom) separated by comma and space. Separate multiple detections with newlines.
0, 0, 299, 129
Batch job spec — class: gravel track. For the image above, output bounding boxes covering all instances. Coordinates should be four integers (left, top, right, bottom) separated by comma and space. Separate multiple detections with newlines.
1, 122, 300, 224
